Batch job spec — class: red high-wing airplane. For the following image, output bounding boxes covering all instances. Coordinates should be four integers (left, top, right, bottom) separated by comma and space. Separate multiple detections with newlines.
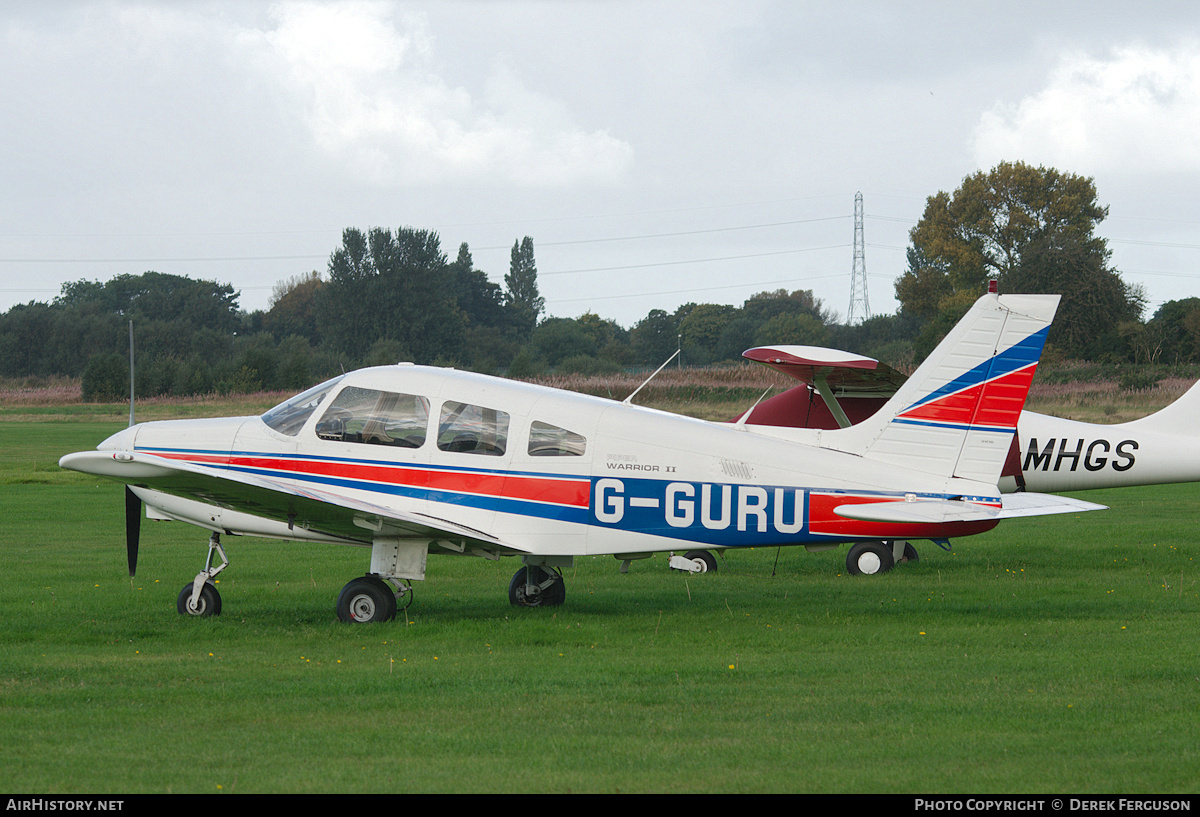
60, 290, 1102, 622
739, 343, 1200, 494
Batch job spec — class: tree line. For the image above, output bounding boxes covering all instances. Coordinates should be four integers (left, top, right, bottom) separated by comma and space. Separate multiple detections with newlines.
3, 161, 1199, 401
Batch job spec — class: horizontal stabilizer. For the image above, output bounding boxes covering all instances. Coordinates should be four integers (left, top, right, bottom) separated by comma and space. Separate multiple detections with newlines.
995, 492, 1107, 519
833, 498, 1002, 524
833, 491, 1105, 525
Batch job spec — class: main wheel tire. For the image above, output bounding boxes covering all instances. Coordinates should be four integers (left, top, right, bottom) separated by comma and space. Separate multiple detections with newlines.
176, 581, 222, 617
684, 549, 718, 573
508, 565, 566, 607
899, 542, 919, 564
336, 576, 397, 623
846, 541, 895, 576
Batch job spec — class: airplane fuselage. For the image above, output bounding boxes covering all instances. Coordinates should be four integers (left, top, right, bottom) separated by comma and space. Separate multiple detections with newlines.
1006, 400, 1200, 493
107, 364, 1000, 561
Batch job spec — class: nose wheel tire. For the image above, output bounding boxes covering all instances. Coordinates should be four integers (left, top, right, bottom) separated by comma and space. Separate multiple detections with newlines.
176, 581, 222, 617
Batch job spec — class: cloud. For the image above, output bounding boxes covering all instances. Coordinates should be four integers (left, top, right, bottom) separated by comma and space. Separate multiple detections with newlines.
972, 43, 1200, 177
261, 2, 633, 187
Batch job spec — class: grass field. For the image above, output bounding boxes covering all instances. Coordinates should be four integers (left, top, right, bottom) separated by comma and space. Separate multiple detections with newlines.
1, 392, 1198, 793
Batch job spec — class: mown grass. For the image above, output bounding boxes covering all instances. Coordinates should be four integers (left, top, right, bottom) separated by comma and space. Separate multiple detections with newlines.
3, 415, 1199, 793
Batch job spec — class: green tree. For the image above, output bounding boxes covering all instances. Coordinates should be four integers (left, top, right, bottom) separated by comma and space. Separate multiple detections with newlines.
527, 317, 597, 367
317, 227, 466, 364
505, 237, 544, 338
264, 271, 323, 343
630, 308, 678, 365
741, 288, 831, 325
81, 352, 128, 402
575, 311, 632, 363
449, 243, 506, 329
678, 303, 736, 364
1145, 298, 1200, 363
57, 271, 240, 332
897, 161, 1144, 359
753, 313, 828, 347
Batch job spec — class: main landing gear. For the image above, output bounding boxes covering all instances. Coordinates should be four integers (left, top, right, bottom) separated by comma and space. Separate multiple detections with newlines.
845, 540, 919, 576
508, 564, 567, 607
668, 549, 719, 574
336, 575, 411, 623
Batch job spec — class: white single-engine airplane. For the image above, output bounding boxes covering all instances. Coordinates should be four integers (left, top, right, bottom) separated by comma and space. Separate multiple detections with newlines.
60, 290, 1105, 622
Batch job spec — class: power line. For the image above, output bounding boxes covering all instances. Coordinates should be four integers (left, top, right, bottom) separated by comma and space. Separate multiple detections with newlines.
554, 271, 850, 304
539, 244, 850, 277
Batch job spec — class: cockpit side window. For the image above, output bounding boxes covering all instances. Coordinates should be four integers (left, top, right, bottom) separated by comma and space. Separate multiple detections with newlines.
261, 376, 345, 437
437, 401, 509, 456
315, 387, 430, 448
528, 421, 586, 457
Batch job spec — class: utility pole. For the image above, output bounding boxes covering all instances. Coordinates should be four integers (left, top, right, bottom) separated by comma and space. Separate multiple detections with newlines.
847, 191, 870, 325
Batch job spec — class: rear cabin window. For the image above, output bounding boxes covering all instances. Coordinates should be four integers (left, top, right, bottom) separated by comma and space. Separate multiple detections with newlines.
315, 387, 429, 448
437, 401, 509, 456
528, 421, 586, 457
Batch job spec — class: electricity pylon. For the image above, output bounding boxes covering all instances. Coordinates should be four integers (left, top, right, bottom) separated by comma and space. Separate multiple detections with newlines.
847, 191, 870, 325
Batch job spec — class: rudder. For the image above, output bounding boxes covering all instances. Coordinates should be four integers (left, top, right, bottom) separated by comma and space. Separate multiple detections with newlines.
831, 291, 1060, 483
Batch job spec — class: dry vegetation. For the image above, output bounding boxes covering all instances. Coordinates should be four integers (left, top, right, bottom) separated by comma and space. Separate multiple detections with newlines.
1022, 377, 1194, 423
4, 364, 1193, 425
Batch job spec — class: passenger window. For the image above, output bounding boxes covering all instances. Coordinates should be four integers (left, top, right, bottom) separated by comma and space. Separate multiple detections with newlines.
528, 421, 586, 457
438, 401, 509, 456
315, 387, 429, 448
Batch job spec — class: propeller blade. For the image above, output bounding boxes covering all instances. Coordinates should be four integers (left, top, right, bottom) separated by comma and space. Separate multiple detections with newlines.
124, 486, 141, 577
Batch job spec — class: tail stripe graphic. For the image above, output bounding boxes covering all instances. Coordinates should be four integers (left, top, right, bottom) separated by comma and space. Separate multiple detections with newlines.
895, 326, 1049, 433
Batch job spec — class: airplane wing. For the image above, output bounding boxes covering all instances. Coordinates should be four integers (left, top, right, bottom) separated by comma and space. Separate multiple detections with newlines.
739, 345, 905, 428
833, 492, 1105, 524
59, 450, 521, 551
743, 345, 907, 395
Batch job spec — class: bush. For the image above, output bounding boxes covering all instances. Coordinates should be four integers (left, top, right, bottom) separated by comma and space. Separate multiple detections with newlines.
81, 353, 129, 402
557, 354, 621, 376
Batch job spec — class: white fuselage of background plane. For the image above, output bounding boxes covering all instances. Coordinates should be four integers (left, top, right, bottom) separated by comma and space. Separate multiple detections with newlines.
1005, 380, 1200, 493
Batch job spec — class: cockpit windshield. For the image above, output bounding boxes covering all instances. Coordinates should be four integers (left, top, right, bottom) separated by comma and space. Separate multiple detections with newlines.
261, 375, 345, 436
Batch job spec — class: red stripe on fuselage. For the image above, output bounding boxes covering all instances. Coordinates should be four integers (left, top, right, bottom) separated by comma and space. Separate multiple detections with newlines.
147, 451, 591, 508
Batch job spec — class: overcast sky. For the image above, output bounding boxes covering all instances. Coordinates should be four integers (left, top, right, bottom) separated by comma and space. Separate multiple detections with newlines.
4, 1, 1200, 330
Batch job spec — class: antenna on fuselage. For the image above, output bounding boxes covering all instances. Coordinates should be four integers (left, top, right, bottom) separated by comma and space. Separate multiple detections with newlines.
623, 349, 679, 405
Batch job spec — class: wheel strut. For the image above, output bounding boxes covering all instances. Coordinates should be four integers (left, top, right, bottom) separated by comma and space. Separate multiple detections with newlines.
181, 532, 229, 615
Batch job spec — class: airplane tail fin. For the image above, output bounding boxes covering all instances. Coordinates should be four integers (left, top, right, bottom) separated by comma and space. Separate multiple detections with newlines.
1126, 378, 1200, 436
832, 291, 1060, 483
